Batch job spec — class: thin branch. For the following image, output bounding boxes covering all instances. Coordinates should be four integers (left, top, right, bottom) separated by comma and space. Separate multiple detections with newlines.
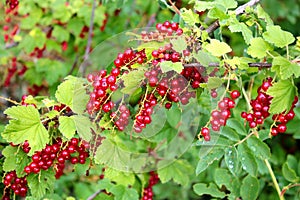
206, 0, 261, 34
168, 0, 181, 15
5, 42, 19, 49
80, 0, 97, 76
183, 62, 272, 68
87, 189, 105, 200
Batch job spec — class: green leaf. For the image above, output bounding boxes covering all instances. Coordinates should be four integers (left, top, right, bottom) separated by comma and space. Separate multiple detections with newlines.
271, 56, 300, 80
158, 159, 193, 186
95, 138, 131, 172
193, 183, 226, 198
194, 1, 216, 12
224, 146, 239, 175
193, 51, 219, 67
52, 25, 70, 42
58, 116, 76, 139
196, 148, 224, 175
181, 8, 200, 26
266, 80, 297, 114
205, 39, 232, 57
215, 0, 237, 10
257, 5, 273, 25
247, 37, 273, 58
73, 115, 93, 142
55, 76, 89, 114
29, 28, 46, 49
170, 36, 187, 54
220, 126, 240, 142
240, 175, 260, 200
27, 170, 56, 199
237, 143, 258, 176
226, 119, 247, 135
160, 61, 184, 73
104, 168, 135, 186
207, 77, 223, 90
67, 18, 85, 36
263, 25, 295, 48
229, 22, 253, 44
282, 155, 300, 182
121, 69, 145, 94
207, 7, 228, 21
109, 185, 139, 200
19, 35, 36, 53
2, 106, 49, 156
166, 104, 181, 128
2, 146, 31, 177
247, 136, 271, 160
214, 168, 239, 196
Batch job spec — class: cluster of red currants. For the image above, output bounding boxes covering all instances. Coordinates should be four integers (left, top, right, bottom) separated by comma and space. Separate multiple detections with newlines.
29, 45, 46, 58
114, 49, 147, 69
134, 94, 157, 133
111, 104, 131, 131
6, 0, 19, 10
3, 57, 27, 87
2, 171, 27, 198
270, 96, 297, 136
141, 171, 160, 200
241, 78, 273, 128
23, 138, 89, 179
200, 90, 240, 141
141, 20, 183, 42
86, 68, 120, 115
181, 66, 205, 89
151, 43, 181, 64
3, 24, 19, 43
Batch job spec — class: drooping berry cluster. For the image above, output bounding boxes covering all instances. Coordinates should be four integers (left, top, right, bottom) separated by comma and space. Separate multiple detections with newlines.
200, 90, 240, 141
144, 65, 196, 109
6, 0, 19, 10
79, 25, 90, 38
141, 21, 183, 42
3, 24, 19, 43
111, 104, 131, 131
141, 171, 160, 200
2, 171, 28, 198
241, 78, 273, 128
113, 48, 147, 69
151, 43, 181, 64
23, 138, 89, 179
87, 68, 120, 115
29, 45, 46, 58
134, 94, 157, 133
270, 96, 298, 136
181, 66, 205, 89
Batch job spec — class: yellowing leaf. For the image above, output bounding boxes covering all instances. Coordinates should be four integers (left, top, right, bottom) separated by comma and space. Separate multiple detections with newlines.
205, 39, 232, 57
2, 106, 49, 156
263, 25, 295, 48
247, 37, 272, 58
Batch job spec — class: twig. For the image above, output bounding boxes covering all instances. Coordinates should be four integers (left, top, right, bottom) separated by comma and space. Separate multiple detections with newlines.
0, 96, 20, 105
281, 183, 300, 197
206, 0, 261, 34
68, 54, 79, 75
183, 62, 272, 68
168, 0, 181, 15
5, 42, 19, 49
80, 0, 97, 76
87, 189, 105, 200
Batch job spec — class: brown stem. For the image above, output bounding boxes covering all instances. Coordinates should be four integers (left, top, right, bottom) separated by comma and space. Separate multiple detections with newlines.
183, 62, 272, 68
168, 0, 181, 15
206, 0, 262, 34
80, 0, 97, 76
